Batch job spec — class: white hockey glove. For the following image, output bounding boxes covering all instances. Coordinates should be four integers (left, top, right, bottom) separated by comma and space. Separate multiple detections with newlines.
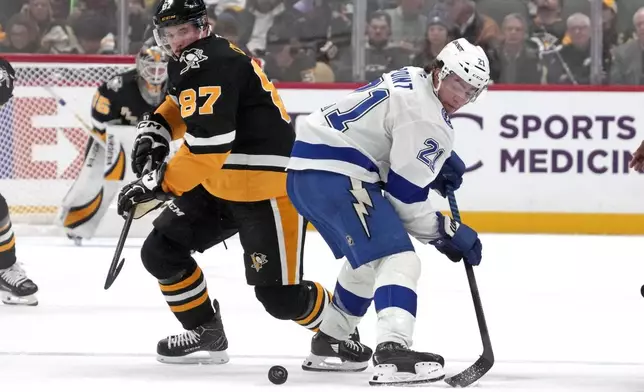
131, 115, 171, 177
117, 164, 171, 219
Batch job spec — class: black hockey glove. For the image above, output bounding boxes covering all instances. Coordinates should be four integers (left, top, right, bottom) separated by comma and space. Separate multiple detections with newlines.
0, 58, 15, 107
429, 212, 482, 265
117, 164, 171, 219
131, 115, 171, 178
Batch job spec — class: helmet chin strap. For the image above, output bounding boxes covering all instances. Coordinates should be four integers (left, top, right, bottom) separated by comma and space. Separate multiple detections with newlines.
431, 68, 447, 97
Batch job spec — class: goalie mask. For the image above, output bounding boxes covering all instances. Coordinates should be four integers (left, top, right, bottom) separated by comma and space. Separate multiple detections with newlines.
136, 39, 169, 106
0, 57, 15, 107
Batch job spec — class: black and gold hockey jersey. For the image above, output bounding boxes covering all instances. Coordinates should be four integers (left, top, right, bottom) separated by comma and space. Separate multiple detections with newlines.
91, 68, 158, 138
152, 35, 294, 202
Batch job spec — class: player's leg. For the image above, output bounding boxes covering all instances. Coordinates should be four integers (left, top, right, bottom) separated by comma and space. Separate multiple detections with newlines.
57, 135, 126, 244
0, 193, 38, 306
140, 185, 237, 364
229, 195, 369, 369
230, 196, 331, 330
288, 170, 443, 383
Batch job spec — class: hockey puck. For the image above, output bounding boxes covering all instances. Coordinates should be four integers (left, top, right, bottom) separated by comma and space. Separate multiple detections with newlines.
268, 365, 288, 385
641, 284, 644, 298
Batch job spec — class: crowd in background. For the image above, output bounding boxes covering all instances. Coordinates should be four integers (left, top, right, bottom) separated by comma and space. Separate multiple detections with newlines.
1, 0, 644, 85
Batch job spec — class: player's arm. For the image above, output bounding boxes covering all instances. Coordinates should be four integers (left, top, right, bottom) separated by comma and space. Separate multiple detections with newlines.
385, 119, 481, 265
160, 68, 239, 196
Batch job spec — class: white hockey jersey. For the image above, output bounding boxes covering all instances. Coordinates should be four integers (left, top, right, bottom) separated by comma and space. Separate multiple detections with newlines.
288, 67, 455, 244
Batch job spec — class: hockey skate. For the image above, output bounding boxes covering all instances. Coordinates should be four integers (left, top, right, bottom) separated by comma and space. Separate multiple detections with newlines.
369, 342, 445, 386
0, 263, 38, 306
302, 329, 372, 372
157, 299, 229, 364
67, 233, 82, 247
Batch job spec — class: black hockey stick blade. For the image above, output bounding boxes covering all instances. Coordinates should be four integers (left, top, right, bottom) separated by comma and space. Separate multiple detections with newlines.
104, 211, 134, 290
443, 187, 495, 387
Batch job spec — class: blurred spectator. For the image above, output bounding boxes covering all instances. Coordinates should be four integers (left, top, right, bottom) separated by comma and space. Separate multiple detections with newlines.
363, 11, 414, 82
215, 12, 251, 53
0, 14, 40, 53
312, 40, 337, 82
262, 39, 316, 82
545, 13, 593, 84
50, 0, 71, 21
72, 11, 115, 54
22, 0, 78, 54
70, 0, 117, 35
498, 13, 542, 84
444, 0, 501, 81
234, 0, 290, 56
384, 0, 428, 51
0, 0, 27, 28
412, 12, 451, 67
610, 7, 644, 85
602, 0, 629, 53
207, 4, 218, 31
128, 0, 151, 50
529, 0, 566, 42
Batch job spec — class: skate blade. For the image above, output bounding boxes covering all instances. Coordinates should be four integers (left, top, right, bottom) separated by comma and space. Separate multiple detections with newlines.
157, 350, 229, 365
0, 292, 38, 306
302, 354, 368, 372
369, 362, 445, 386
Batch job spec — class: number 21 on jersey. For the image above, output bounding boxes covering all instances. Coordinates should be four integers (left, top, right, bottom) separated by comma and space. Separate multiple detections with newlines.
324, 78, 389, 132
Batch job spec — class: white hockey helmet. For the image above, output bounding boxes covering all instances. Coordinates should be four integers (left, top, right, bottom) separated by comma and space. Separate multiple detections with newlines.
435, 38, 490, 102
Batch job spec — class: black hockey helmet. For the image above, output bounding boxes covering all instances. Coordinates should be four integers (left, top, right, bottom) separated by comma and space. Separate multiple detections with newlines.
153, 0, 209, 58
153, 0, 207, 28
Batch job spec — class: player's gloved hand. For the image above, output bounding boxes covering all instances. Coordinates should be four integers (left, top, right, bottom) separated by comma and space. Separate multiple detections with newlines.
0, 58, 16, 107
131, 115, 171, 177
429, 212, 482, 265
429, 151, 466, 197
117, 164, 171, 219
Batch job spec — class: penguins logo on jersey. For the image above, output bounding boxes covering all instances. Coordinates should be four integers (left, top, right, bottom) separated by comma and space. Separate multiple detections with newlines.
250, 252, 268, 272
0, 68, 12, 88
180, 48, 208, 75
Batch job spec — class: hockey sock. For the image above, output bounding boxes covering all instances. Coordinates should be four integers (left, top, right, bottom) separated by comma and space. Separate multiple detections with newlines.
295, 281, 332, 332
158, 265, 214, 330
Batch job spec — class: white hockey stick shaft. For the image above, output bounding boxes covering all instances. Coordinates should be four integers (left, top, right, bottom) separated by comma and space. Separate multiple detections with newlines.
43, 85, 106, 148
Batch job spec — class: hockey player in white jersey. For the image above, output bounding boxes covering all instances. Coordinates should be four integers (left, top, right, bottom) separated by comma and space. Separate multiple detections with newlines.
287, 38, 489, 385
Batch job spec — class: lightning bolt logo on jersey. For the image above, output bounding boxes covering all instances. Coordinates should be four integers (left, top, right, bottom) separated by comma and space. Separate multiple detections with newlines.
349, 178, 374, 238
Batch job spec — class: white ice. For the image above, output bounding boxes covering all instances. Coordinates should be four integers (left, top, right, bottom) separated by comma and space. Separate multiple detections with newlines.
1, 231, 643, 391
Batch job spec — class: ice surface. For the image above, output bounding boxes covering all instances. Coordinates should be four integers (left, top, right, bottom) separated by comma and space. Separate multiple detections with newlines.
2, 233, 643, 391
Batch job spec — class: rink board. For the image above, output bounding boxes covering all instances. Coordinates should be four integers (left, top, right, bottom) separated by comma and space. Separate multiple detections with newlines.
2, 83, 644, 235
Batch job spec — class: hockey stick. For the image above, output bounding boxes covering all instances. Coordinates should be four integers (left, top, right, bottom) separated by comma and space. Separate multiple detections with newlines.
42, 85, 107, 148
104, 161, 153, 290
104, 209, 133, 290
443, 186, 494, 388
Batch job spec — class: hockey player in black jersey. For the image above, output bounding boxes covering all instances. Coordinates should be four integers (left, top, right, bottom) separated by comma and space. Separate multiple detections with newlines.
116, 0, 371, 368
58, 38, 169, 245
0, 57, 39, 306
